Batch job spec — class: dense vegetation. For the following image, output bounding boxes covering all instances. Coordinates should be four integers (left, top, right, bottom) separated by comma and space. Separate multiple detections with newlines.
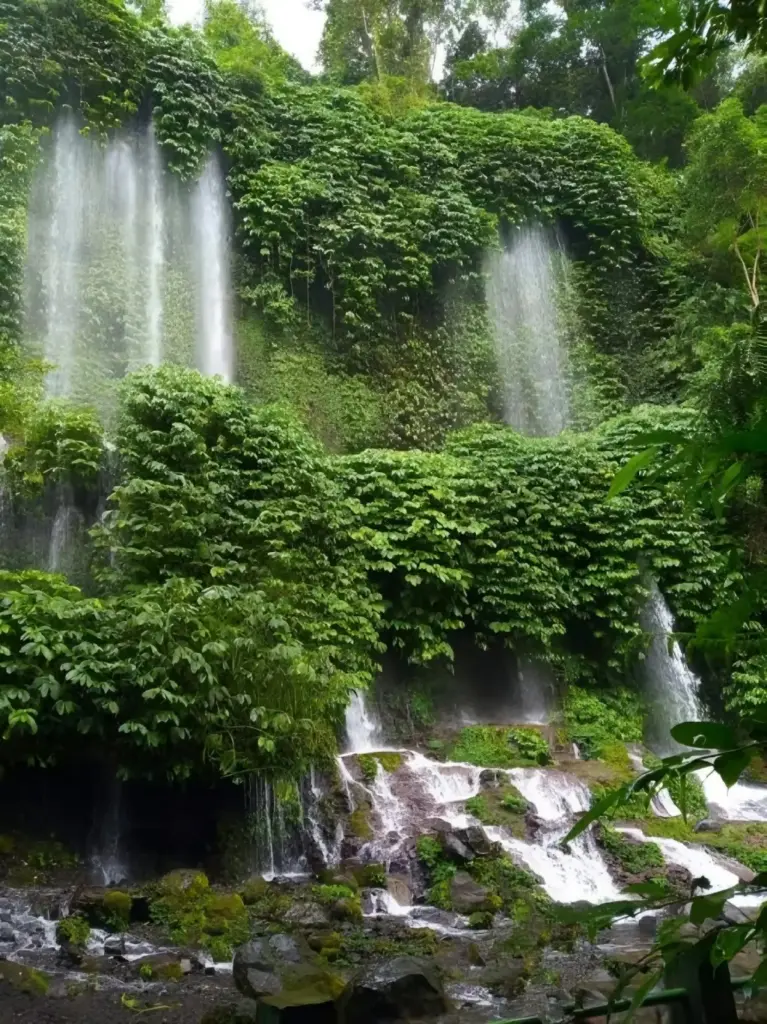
0, 0, 765, 796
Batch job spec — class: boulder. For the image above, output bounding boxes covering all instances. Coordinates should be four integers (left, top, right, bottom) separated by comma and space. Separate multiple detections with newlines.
479, 769, 505, 789
260, 964, 345, 1022
268, 933, 304, 964
440, 832, 474, 863
694, 819, 723, 834
478, 959, 528, 999
131, 952, 196, 981
284, 901, 332, 928
0, 921, 15, 942
0, 898, 12, 923
337, 956, 448, 1023
449, 871, 492, 914
422, 818, 453, 834
233, 939, 282, 999
103, 934, 126, 956
455, 825, 494, 857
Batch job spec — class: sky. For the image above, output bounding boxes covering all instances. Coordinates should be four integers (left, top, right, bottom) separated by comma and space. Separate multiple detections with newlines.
166, 0, 326, 71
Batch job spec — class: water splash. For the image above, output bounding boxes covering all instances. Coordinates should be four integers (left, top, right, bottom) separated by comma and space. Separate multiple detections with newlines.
344, 690, 384, 754
485, 225, 569, 436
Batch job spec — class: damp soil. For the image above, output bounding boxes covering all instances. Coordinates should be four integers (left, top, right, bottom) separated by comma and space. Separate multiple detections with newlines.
0, 974, 233, 1023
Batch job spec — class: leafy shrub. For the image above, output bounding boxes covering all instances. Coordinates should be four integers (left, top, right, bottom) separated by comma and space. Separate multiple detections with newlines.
56, 915, 90, 948
599, 827, 664, 874
564, 687, 644, 761
150, 872, 249, 960
450, 726, 550, 767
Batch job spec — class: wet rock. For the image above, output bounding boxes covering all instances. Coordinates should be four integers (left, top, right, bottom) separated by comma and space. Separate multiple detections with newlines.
423, 817, 453, 834
479, 769, 505, 789
479, 959, 528, 998
0, 921, 16, 942
131, 951, 196, 980
338, 956, 448, 1023
441, 832, 474, 863
267, 933, 303, 964
450, 871, 492, 914
0, 961, 50, 995
710, 852, 755, 884
284, 901, 332, 928
103, 934, 126, 956
0, 898, 12, 922
637, 915, 657, 939
694, 819, 723, 834
234, 939, 280, 998
722, 901, 760, 925
456, 825, 494, 857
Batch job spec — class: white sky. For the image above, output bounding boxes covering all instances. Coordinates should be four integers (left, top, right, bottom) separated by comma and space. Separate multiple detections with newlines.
166, 0, 326, 71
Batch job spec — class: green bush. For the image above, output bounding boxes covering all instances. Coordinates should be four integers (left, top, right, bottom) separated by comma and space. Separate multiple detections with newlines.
564, 687, 644, 761
150, 872, 249, 960
56, 915, 90, 948
599, 826, 664, 874
450, 726, 550, 767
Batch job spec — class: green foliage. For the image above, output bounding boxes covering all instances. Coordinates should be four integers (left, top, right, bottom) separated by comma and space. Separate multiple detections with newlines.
465, 785, 528, 835
103, 890, 133, 929
599, 826, 664, 875
468, 852, 539, 912
4, 402, 105, 496
416, 834, 456, 909
150, 871, 249, 959
356, 752, 403, 781
564, 687, 645, 762
449, 726, 550, 767
56, 915, 91, 948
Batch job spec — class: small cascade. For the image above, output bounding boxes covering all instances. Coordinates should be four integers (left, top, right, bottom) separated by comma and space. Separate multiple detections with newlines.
24, 112, 234, 406
515, 657, 556, 725
344, 690, 384, 754
245, 776, 307, 878
641, 583, 767, 821
48, 501, 85, 576
485, 225, 570, 436
487, 769, 622, 905
89, 777, 128, 886
640, 583, 703, 756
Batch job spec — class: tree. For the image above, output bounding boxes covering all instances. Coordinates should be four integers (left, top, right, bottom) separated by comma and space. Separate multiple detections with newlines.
644, 0, 767, 89
312, 0, 510, 87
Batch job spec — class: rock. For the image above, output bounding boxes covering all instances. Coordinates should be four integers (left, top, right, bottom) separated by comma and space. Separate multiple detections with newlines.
269, 933, 304, 963
450, 871, 492, 914
0, 961, 50, 995
0, 898, 12, 923
722, 900, 760, 925
694, 819, 723, 834
131, 952, 195, 981
103, 934, 126, 956
638, 915, 657, 939
710, 851, 756, 884
479, 769, 505, 789
479, 959, 528, 998
234, 939, 281, 999
261, 964, 345, 1021
423, 817, 453, 834
461, 825, 496, 856
284, 901, 332, 927
441, 832, 474, 863
338, 956, 448, 1023
0, 922, 15, 942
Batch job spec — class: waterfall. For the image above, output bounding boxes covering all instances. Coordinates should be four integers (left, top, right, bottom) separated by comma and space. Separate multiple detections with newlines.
245, 776, 307, 878
344, 690, 384, 754
24, 113, 234, 404
48, 501, 85, 576
640, 583, 703, 756
89, 777, 128, 886
641, 583, 767, 822
485, 225, 569, 436
515, 657, 556, 725
194, 155, 233, 383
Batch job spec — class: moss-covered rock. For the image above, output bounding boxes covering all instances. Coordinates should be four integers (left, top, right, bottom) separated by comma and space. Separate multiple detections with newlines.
356, 752, 403, 783
348, 806, 373, 841
103, 889, 132, 928
56, 913, 91, 957
150, 871, 250, 960
465, 785, 529, 837
0, 961, 50, 995
350, 862, 386, 888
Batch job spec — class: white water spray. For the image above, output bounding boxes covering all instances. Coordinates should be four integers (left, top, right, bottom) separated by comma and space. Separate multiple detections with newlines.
344, 690, 384, 754
194, 155, 233, 382
485, 225, 569, 436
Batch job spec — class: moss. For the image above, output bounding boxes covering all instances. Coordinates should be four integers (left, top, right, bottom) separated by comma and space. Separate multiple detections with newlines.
449, 726, 550, 768
466, 785, 528, 837
322, 926, 439, 968
468, 853, 540, 914
240, 877, 269, 905
348, 806, 373, 840
352, 862, 386, 888
56, 914, 91, 948
0, 834, 80, 885
638, 819, 767, 874
103, 890, 132, 928
0, 961, 50, 995
599, 826, 664, 874
139, 963, 154, 981
261, 964, 346, 1010
239, 879, 293, 921
150, 872, 249, 960
312, 883, 362, 922
468, 910, 495, 929
356, 752, 403, 782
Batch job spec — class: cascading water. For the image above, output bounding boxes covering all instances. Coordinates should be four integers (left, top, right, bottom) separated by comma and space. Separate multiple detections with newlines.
24, 113, 234, 404
485, 225, 569, 436
194, 155, 233, 383
641, 583, 767, 821
344, 689, 384, 754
